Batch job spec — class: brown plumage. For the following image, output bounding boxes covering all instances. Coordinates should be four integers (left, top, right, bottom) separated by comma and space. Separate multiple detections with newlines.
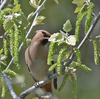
25, 30, 56, 93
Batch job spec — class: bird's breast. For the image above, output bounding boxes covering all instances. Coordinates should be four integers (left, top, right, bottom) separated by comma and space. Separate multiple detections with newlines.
31, 58, 51, 81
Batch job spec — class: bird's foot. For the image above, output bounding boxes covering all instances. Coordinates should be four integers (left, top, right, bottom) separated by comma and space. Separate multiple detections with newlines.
34, 82, 40, 88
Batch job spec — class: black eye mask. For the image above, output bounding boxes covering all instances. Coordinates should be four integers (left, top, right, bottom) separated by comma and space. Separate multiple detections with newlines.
42, 31, 50, 37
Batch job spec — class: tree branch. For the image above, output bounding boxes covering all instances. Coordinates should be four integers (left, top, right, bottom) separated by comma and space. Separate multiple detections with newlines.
10, 11, 100, 99
18, 72, 58, 99
3, 1, 100, 99
2, 71, 18, 99
62, 11, 100, 71
0, 0, 12, 11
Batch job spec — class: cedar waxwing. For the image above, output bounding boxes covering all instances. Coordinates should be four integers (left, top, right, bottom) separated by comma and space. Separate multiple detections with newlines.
25, 30, 57, 93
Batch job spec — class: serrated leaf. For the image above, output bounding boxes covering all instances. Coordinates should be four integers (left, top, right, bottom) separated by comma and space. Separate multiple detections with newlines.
0, 49, 3, 55
54, 0, 59, 4
12, 4, 21, 13
3, 18, 13, 31
49, 33, 64, 42
66, 35, 76, 46
34, 16, 45, 25
63, 20, 72, 32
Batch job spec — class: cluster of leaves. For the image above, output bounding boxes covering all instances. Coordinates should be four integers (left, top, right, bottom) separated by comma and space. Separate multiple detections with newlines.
0, 3, 29, 69
47, 19, 91, 99
47, 1, 98, 99
74, 0, 100, 65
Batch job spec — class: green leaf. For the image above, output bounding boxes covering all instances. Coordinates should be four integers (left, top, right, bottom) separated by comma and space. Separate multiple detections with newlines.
49, 33, 64, 42
63, 20, 72, 32
38, 0, 42, 5
29, 0, 38, 9
54, 0, 59, 4
0, 49, 3, 55
3, 18, 13, 31
12, 4, 21, 13
12, 13, 28, 26
27, 12, 34, 20
66, 35, 76, 46
72, 0, 87, 13
34, 16, 45, 25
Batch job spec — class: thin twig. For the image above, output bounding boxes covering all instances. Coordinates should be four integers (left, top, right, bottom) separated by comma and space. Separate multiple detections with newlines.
28, 0, 47, 20
0, 0, 12, 11
62, 11, 100, 71
2, 71, 18, 99
18, 72, 58, 99
77, 12, 100, 49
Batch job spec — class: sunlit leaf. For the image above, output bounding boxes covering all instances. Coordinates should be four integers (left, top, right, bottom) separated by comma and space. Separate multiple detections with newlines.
74, 6, 82, 13
72, 0, 87, 13
29, 0, 38, 9
0, 49, 3, 55
63, 20, 72, 32
12, 4, 21, 13
66, 35, 76, 46
34, 16, 45, 25
49, 33, 64, 42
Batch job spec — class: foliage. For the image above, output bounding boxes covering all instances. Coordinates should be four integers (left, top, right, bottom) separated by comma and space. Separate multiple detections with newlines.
0, 0, 100, 99
47, 0, 99, 99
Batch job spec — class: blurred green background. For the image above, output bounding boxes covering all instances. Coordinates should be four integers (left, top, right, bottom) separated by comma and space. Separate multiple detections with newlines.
0, 0, 100, 99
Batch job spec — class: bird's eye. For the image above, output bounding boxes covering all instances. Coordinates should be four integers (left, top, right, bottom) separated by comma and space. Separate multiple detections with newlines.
42, 31, 47, 37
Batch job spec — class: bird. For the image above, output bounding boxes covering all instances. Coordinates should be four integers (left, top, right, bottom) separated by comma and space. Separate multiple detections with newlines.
25, 30, 57, 94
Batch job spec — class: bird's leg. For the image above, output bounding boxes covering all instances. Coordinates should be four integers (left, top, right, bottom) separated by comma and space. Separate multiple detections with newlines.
34, 81, 40, 88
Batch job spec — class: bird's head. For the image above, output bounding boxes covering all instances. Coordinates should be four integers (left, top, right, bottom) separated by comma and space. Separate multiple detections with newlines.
34, 30, 51, 45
